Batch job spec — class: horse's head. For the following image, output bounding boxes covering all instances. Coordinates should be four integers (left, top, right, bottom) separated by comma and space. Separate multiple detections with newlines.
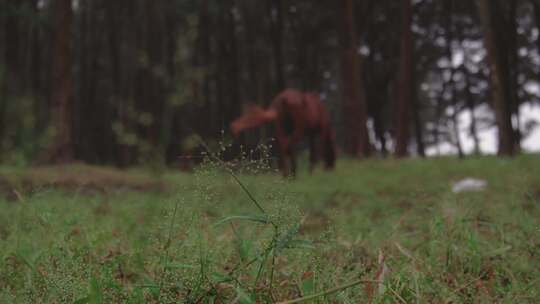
230, 104, 277, 137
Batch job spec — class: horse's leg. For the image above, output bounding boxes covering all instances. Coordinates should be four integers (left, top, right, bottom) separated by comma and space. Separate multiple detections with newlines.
320, 127, 336, 169
278, 138, 290, 176
281, 154, 290, 177
280, 156, 290, 177
289, 144, 297, 177
308, 134, 319, 173
277, 151, 286, 173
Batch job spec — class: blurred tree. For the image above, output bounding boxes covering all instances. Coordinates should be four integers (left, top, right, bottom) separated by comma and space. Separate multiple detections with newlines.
44, 0, 74, 163
444, 0, 464, 158
476, 0, 516, 156
363, 1, 400, 157
394, 0, 413, 157
269, 0, 285, 92
338, 0, 370, 157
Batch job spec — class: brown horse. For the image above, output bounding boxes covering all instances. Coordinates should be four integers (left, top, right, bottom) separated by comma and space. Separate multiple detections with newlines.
231, 89, 336, 176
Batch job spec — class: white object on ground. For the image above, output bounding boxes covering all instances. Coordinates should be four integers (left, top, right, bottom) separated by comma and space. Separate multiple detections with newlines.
452, 178, 487, 193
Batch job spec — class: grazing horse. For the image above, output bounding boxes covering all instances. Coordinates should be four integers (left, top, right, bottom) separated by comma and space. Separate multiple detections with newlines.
231, 89, 336, 176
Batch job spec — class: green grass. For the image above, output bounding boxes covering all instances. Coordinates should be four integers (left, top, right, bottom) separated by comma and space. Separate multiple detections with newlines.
0, 155, 539, 303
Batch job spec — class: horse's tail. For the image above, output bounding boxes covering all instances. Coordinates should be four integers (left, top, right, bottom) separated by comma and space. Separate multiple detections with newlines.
322, 128, 337, 169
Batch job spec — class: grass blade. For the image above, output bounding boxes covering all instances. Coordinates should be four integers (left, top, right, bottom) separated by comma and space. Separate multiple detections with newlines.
214, 214, 269, 227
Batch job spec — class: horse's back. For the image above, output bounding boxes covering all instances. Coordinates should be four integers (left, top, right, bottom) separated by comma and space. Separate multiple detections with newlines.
272, 89, 303, 108
271, 89, 330, 132
303, 92, 331, 130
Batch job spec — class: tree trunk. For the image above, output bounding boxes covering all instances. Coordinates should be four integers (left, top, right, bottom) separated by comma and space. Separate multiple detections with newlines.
146, 2, 168, 164
394, 0, 413, 157
411, 73, 425, 157
118, 0, 138, 166
106, 0, 124, 165
30, 0, 46, 137
4, 0, 21, 95
445, 0, 464, 158
242, 1, 260, 102
45, 0, 74, 163
476, 0, 515, 156
1, 0, 22, 143
463, 67, 481, 155
507, 1, 521, 152
339, 0, 370, 157
198, 0, 212, 138
226, 2, 242, 126
270, 0, 285, 92
451, 110, 464, 158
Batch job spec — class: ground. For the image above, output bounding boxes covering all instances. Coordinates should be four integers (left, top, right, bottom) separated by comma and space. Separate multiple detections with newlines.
0, 155, 539, 303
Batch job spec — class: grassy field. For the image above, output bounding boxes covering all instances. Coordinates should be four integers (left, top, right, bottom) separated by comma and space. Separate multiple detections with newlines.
0, 155, 539, 303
